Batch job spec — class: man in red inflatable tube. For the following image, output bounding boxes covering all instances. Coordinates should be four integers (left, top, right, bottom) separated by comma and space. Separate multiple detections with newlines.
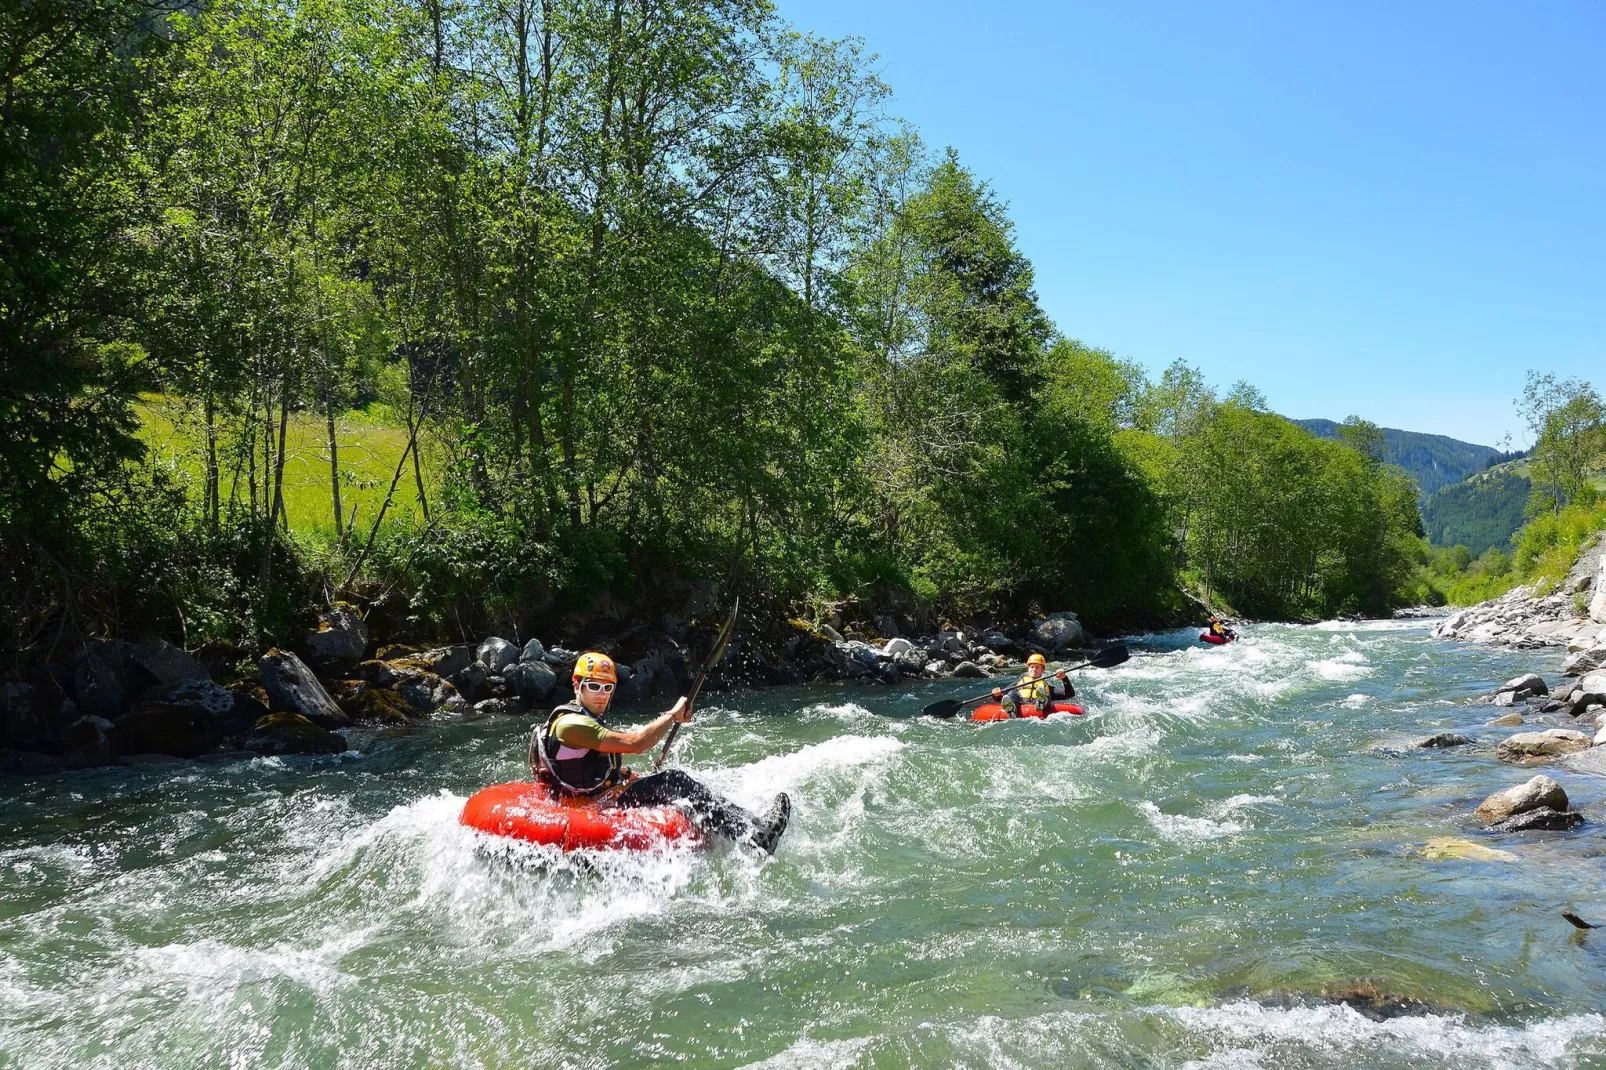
529, 651, 791, 853
991, 652, 1073, 717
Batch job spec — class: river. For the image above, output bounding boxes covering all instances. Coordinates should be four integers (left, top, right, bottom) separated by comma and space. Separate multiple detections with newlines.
3, 621, 1605, 1068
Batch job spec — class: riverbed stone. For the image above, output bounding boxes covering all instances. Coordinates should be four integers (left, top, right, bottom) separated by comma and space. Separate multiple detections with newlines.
472, 698, 521, 716
329, 679, 415, 725
244, 713, 346, 756
1563, 645, 1606, 677
1497, 673, 1548, 701
1496, 729, 1592, 763
259, 649, 350, 729
882, 637, 914, 659
951, 660, 987, 679
72, 642, 129, 721
504, 660, 557, 703
1032, 616, 1085, 652
130, 639, 209, 688
1487, 807, 1585, 833
297, 604, 369, 674
450, 661, 489, 702
1417, 837, 1517, 863
1417, 733, 1473, 748
411, 644, 475, 680
519, 639, 546, 664
395, 673, 462, 715
63, 715, 119, 767
1488, 712, 1525, 727
1475, 774, 1568, 822
477, 637, 519, 674
1568, 672, 1606, 714
115, 701, 216, 758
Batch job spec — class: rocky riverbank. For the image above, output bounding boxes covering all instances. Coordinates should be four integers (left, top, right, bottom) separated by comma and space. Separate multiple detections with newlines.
1431, 530, 1606, 653
0, 602, 1101, 773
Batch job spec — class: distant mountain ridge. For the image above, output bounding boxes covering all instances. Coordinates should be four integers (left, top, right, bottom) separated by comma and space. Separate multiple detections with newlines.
1420, 469, 1531, 555
1293, 418, 1522, 499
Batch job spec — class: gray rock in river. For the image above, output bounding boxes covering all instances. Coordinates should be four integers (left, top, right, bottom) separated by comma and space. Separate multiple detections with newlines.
951, 660, 988, 679
130, 639, 209, 688
476, 637, 519, 674
244, 713, 347, 756
1417, 733, 1473, 748
504, 660, 557, 703
881, 637, 914, 659
1032, 616, 1085, 652
1487, 712, 1525, 727
297, 604, 369, 675
259, 649, 350, 728
1497, 673, 1549, 700
1486, 807, 1585, 833
1562, 643, 1606, 677
1475, 774, 1568, 822
411, 644, 475, 680
1496, 729, 1592, 764
63, 714, 119, 767
519, 638, 546, 664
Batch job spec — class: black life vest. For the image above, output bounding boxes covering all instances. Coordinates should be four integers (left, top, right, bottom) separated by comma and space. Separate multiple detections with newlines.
530, 703, 624, 797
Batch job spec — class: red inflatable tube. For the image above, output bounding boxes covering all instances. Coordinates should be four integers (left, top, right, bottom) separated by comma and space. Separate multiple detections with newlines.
459, 781, 701, 852
1199, 632, 1231, 645
970, 700, 1085, 722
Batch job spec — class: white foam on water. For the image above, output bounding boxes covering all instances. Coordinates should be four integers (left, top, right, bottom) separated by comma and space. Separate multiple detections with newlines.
1166, 1002, 1606, 1069
1139, 801, 1246, 844
708, 733, 905, 803
739, 1032, 877, 1069
1341, 693, 1371, 708
1310, 651, 1373, 682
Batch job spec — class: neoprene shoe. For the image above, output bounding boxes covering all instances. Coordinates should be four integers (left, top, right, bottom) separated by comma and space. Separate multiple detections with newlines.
751, 792, 791, 854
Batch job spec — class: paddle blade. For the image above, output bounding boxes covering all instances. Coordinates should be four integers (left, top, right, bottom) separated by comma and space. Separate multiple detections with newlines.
707, 597, 740, 667
1086, 643, 1129, 669
921, 698, 965, 719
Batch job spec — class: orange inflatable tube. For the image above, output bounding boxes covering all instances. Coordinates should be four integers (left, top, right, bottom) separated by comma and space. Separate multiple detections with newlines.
970, 701, 1085, 722
459, 781, 700, 852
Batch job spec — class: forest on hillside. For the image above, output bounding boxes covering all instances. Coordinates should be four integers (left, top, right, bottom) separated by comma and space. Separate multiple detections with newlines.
2, 0, 1429, 654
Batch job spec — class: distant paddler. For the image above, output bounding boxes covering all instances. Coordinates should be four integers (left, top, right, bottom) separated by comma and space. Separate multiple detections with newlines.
990, 653, 1073, 718
1207, 616, 1237, 641
529, 650, 791, 853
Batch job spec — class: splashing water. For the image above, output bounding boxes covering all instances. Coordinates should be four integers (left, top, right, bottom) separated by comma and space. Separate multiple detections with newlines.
2, 622, 1604, 1068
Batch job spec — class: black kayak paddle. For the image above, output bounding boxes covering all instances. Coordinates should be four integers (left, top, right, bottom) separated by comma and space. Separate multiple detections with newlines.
654, 598, 740, 770
920, 643, 1130, 719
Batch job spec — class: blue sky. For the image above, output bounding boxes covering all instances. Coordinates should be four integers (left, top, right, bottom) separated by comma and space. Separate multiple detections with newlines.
779, 0, 1605, 446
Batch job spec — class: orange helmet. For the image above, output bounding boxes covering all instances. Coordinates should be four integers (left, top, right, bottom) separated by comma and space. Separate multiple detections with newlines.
572, 651, 617, 685
1026, 653, 1047, 669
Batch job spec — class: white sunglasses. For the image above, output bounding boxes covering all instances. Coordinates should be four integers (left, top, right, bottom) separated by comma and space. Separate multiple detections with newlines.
580, 680, 615, 694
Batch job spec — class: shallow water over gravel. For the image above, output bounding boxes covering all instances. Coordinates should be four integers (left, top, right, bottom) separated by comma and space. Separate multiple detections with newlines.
4, 621, 1606, 1068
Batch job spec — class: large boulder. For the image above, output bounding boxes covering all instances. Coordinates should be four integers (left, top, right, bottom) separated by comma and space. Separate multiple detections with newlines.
827, 641, 880, 678
1032, 616, 1085, 652
244, 713, 346, 756
1567, 672, 1606, 714
130, 640, 208, 688
297, 604, 369, 674
503, 660, 557, 703
519, 639, 546, 664
1487, 808, 1585, 833
1494, 673, 1548, 703
411, 644, 475, 680
1417, 733, 1473, 748
72, 641, 130, 720
328, 679, 416, 725
150, 677, 235, 718
976, 629, 1015, 652
114, 701, 217, 758
1496, 729, 1592, 764
1475, 774, 1568, 823
395, 673, 463, 715
63, 715, 120, 767
882, 637, 914, 659
450, 661, 490, 703
259, 649, 350, 728
1561, 644, 1606, 677
477, 637, 519, 674
951, 660, 988, 679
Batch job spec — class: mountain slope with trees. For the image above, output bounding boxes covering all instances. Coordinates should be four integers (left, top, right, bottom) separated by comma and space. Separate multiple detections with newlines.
1294, 419, 1521, 499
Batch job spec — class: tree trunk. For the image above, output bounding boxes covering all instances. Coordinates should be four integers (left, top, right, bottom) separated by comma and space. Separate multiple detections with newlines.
326, 396, 343, 537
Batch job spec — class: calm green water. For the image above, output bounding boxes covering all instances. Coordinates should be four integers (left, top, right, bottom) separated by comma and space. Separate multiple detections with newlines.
4, 621, 1606, 1069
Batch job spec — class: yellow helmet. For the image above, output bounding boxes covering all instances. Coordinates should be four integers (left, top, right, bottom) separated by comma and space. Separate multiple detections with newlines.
1026, 653, 1047, 668
572, 651, 617, 684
